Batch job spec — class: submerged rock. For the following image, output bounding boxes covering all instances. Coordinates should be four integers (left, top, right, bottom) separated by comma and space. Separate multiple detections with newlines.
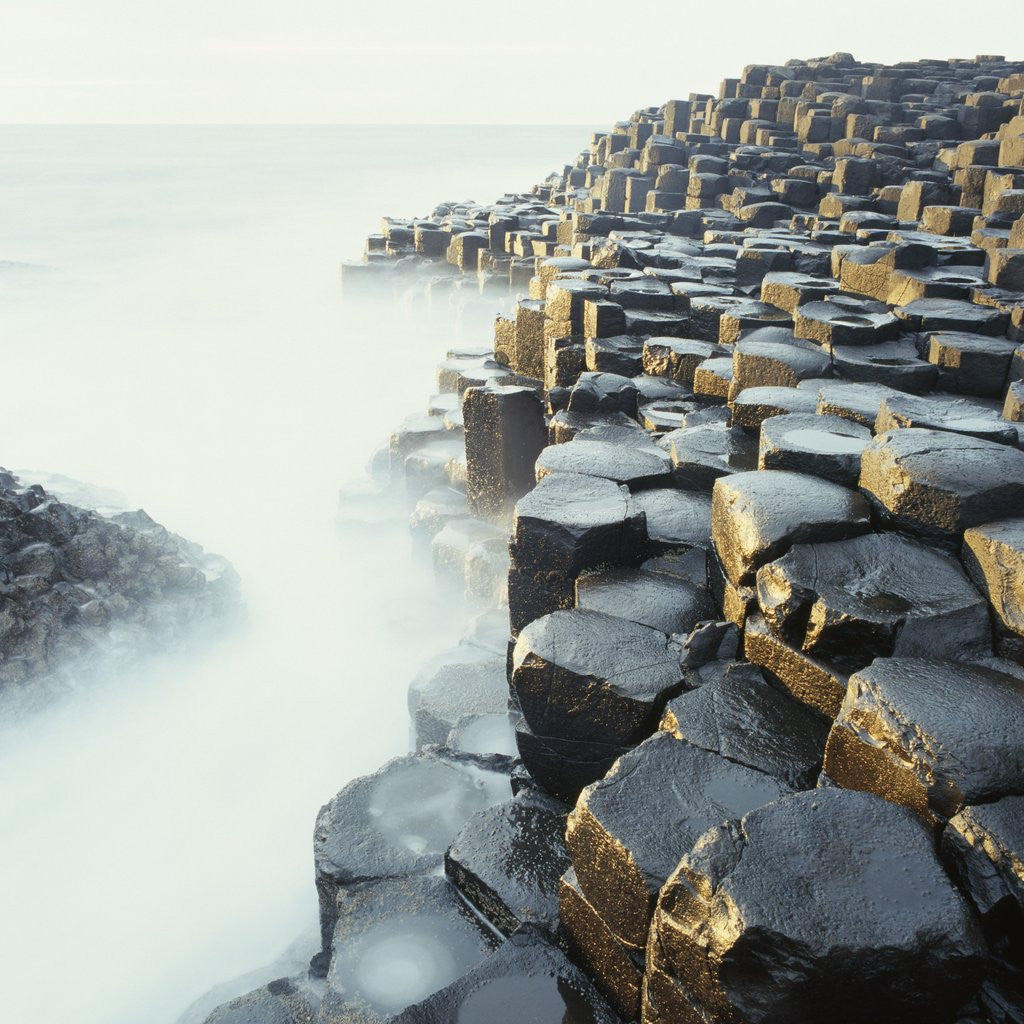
312, 751, 509, 964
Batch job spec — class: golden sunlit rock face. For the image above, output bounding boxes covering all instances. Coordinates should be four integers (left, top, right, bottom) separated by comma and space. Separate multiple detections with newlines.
197, 52, 1024, 1024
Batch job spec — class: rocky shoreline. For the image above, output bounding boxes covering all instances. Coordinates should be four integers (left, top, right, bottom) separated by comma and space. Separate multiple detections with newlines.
0, 468, 238, 707
204, 53, 1024, 1023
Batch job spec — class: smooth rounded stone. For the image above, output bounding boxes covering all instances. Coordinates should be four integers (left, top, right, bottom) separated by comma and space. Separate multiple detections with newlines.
628, 486, 713, 552
584, 335, 644, 376
895, 296, 1009, 337
731, 333, 833, 393
566, 372, 640, 417
638, 399, 699, 432
829, 338, 939, 392
875, 393, 1019, 445
432, 517, 507, 579
664, 423, 759, 490
312, 752, 509, 962
756, 532, 992, 672
514, 718, 632, 804
711, 469, 871, 588
444, 788, 570, 938
963, 518, 1024, 660
944, 796, 1024, 942
660, 661, 830, 790
824, 658, 1024, 826
566, 731, 790, 950
575, 563, 714, 635
391, 930, 617, 1024
629, 374, 695, 404
322, 875, 500, 1022
508, 472, 646, 634
534, 438, 672, 490
408, 647, 510, 749
758, 412, 871, 484
202, 978, 316, 1024
511, 609, 683, 750
760, 271, 838, 313
744, 611, 850, 718
730, 384, 819, 428
813, 380, 901, 426
794, 295, 900, 346
692, 356, 733, 398
446, 712, 518, 759
859, 429, 1024, 544
927, 332, 1020, 397
548, 409, 643, 444
409, 487, 469, 542
642, 337, 726, 384
559, 867, 644, 1021
648, 788, 984, 1024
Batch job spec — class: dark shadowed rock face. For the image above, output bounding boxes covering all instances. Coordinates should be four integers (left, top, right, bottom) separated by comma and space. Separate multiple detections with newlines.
312, 751, 509, 963
445, 788, 570, 938
508, 472, 645, 633
391, 930, 618, 1024
0, 469, 237, 695
648, 788, 985, 1024
322, 875, 499, 1023
566, 731, 790, 950
755, 532, 992, 672
512, 608, 683, 757
824, 658, 1024, 825
660, 661, 830, 789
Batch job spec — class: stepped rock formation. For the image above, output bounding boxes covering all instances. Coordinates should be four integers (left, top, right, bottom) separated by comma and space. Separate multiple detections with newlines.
204, 52, 1024, 1024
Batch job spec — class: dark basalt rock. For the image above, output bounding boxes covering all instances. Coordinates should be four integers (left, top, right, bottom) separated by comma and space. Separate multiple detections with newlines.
321, 875, 499, 1023
534, 438, 672, 490
444, 788, 569, 938
660, 661, 830, 789
757, 412, 871, 485
875, 392, 1019, 445
755, 532, 992, 672
963, 518, 1024, 663
744, 611, 850, 717
642, 337, 726, 384
202, 978, 317, 1024
824, 657, 1024, 826
391, 930, 617, 1024
859, 429, 1024, 545
566, 371, 640, 417
0, 470, 237, 694
895, 296, 1009, 336
648, 788, 984, 1024
665, 423, 759, 490
507, 472, 646, 634
511, 608, 683, 751
730, 332, 832, 393
565, 731, 790, 950
730, 384, 819, 429
793, 295, 900, 346
513, 719, 632, 805
711, 469, 871, 587
813, 380, 901, 426
829, 338, 939, 392
927, 332, 1020, 397
559, 867, 644, 1021
627, 486, 713, 552
575, 561, 715, 634
312, 751, 509, 963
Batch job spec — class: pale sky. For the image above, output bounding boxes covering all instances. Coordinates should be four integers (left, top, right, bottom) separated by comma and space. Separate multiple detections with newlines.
1, 0, 1022, 124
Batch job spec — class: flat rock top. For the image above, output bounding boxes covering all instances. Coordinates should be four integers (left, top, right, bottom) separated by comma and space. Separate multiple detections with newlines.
841, 657, 1024, 805
513, 609, 681, 697
575, 731, 789, 886
677, 788, 980, 952
513, 472, 633, 531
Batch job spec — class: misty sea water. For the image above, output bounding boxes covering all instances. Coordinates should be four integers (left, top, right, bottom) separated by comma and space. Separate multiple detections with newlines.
0, 124, 589, 1023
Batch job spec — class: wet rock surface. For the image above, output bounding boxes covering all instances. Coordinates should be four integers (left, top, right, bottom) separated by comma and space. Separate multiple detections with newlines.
648, 788, 985, 1023
208, 48, 1024, 1024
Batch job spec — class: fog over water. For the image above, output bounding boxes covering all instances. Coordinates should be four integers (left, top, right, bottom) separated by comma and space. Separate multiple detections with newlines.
0, 124, 587, 1024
